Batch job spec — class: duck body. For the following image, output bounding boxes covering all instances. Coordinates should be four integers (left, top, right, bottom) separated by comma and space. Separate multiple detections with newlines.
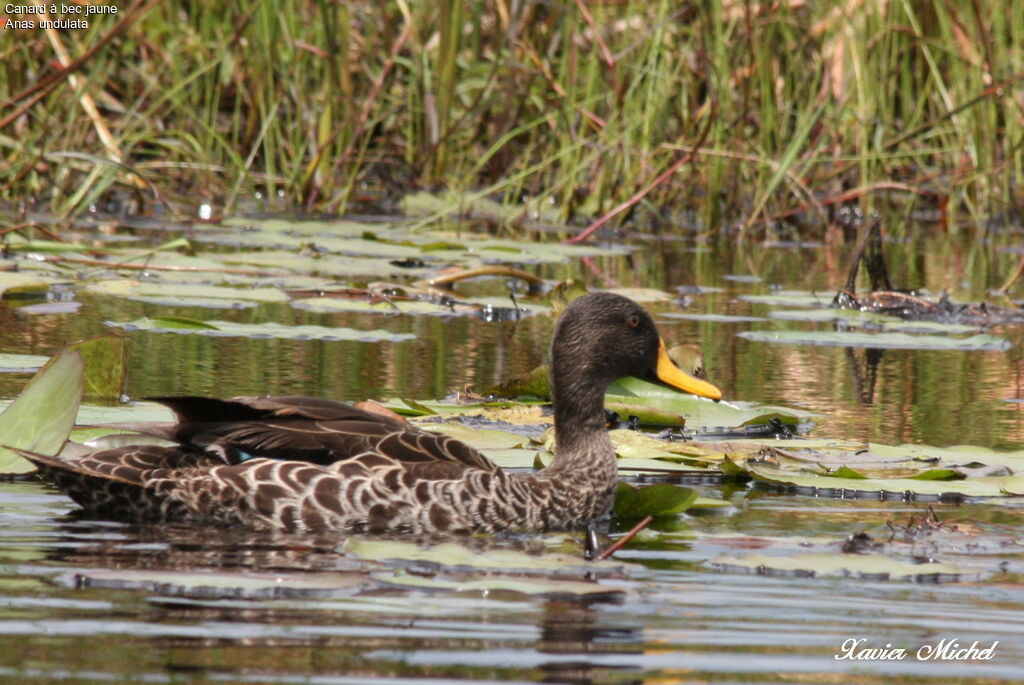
27, 292, 722, 535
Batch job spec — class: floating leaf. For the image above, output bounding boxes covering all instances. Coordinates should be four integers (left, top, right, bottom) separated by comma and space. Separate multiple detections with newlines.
343, 539, 626, 574
85, 279, 289, 304
768, 308, 981, 334
605, 401, 686, 427
606, 376, 812, 430
417, 422, 527, 450
0, 271, 58, 296
739, 291, 832, 307
744, 463, 1024, 499
220, 251, 433, 279
737, 330, 1010, 351
76, 569, 372, 598
0, 348, 83, 474
382, 571, 618, 597
105, 318, 415, 342
0, 353, 49, 373
613, 482, 698, 518
605, 287, 674, 302
660, 313, 767, 323
708, 552, 969, 581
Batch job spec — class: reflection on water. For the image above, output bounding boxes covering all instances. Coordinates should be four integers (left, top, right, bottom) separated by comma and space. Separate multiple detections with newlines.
2, 226, 1024, 682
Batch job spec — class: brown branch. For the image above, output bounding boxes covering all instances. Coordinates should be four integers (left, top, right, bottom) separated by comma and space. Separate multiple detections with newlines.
595, 515, 653, 561
427, 265, 544, 292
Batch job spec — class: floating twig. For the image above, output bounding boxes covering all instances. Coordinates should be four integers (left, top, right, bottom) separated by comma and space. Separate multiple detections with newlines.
595, 515, 653, 561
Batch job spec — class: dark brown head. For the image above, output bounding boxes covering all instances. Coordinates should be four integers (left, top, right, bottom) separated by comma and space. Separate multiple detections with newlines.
550, 291, 722, 401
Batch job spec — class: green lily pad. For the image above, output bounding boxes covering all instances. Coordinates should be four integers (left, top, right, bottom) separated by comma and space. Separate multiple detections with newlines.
0, 348, 83, 474
293, 295, 546, 318
105, 318, 415, 343
708, 552, 970, 581
219, 251, 433, 279
744, 463, 1024, 498
737, 330, 1010, 351
0, 271, 59, 296
606, 376, 812, 430
605, 287, 674, 302
604, 401, 686, 427
381, 571, 619, 597
739, 291, 833, 307
660, 313, 767, 323
417, 422, 528, 450
768, 308, 981, 334
608, 430, 725, 468
73, 401, 176, 425
613, 482, 697, 518
76, 569, 372, 598
85, 279, 289, 304
220, 216, 380, 237
342, 539, 627, 574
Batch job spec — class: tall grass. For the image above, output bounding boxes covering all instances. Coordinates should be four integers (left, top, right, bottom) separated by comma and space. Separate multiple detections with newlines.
0, 0, 1021, 234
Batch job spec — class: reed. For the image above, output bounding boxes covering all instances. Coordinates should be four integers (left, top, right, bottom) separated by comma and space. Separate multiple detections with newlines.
0, 0, 1020, 234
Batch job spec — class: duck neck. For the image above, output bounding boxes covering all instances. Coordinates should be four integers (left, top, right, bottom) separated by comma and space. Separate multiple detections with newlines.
548, 371, 615, 475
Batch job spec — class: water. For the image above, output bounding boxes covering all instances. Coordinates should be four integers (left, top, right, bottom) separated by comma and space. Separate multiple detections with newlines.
1, 220, 1023, 682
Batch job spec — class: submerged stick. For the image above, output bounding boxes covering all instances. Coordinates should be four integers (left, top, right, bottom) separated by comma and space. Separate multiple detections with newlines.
426, 266, 544, 293
595, 515, 653, 561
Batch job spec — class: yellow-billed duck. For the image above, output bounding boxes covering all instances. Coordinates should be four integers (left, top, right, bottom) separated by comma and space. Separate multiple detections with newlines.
25, 292, 722, 534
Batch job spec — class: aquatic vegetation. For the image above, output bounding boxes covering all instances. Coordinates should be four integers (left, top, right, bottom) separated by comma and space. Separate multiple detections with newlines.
1, 2, 1020, 230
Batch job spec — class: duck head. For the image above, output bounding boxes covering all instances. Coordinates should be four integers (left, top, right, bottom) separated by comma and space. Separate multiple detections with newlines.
550, 291, 722, 403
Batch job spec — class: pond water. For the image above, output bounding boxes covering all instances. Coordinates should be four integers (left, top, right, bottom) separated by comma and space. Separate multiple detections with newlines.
1, 214, 1023, 683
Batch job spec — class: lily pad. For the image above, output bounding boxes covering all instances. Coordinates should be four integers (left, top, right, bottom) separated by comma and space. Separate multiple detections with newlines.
293, 295, 547, 318
381, 572, 619, 597
606, 376, 812, 430
708, 552, 970, 581
660, 313, 767, 323
0, 270, 60, 296
342, 539, 627, 574
739, 291, 833, 307
105, 318, 415, 343
85, 279, 289, 304
0, 353, 49, 373
605, 287, 674, 303
737, 330, 1010, 351
768, 308, 980, 334
743, 462, 1024, 499
219, 251, 433, 279
613, 482, 697, 518
75, 569, 372, 598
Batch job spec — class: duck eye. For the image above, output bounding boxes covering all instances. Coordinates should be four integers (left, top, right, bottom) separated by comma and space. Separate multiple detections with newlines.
626, 314, 641, 329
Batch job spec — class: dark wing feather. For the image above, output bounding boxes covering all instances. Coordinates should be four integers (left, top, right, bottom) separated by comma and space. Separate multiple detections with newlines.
144, 396, 497, 472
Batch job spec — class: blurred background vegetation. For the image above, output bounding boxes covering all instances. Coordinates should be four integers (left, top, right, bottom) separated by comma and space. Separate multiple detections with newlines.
1, 0, 1021, 233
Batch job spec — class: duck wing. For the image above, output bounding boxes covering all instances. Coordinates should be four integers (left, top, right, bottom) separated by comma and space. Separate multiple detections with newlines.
142, 396, 497, 474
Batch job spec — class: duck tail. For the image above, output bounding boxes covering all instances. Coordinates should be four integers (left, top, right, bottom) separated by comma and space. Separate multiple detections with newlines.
9, 445, 175, 520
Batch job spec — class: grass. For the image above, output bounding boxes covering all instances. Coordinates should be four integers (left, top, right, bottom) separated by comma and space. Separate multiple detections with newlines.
0, 0, 1021, 235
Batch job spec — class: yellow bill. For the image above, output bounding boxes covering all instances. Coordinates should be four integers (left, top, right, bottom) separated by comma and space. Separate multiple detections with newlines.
655, 339, 722, 400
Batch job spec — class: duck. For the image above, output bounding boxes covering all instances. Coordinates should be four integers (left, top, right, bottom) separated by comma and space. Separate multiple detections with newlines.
24, 292, 722, 535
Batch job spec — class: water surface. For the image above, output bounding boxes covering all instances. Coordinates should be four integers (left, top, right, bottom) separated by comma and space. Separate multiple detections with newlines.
1, 219, 1023, 683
